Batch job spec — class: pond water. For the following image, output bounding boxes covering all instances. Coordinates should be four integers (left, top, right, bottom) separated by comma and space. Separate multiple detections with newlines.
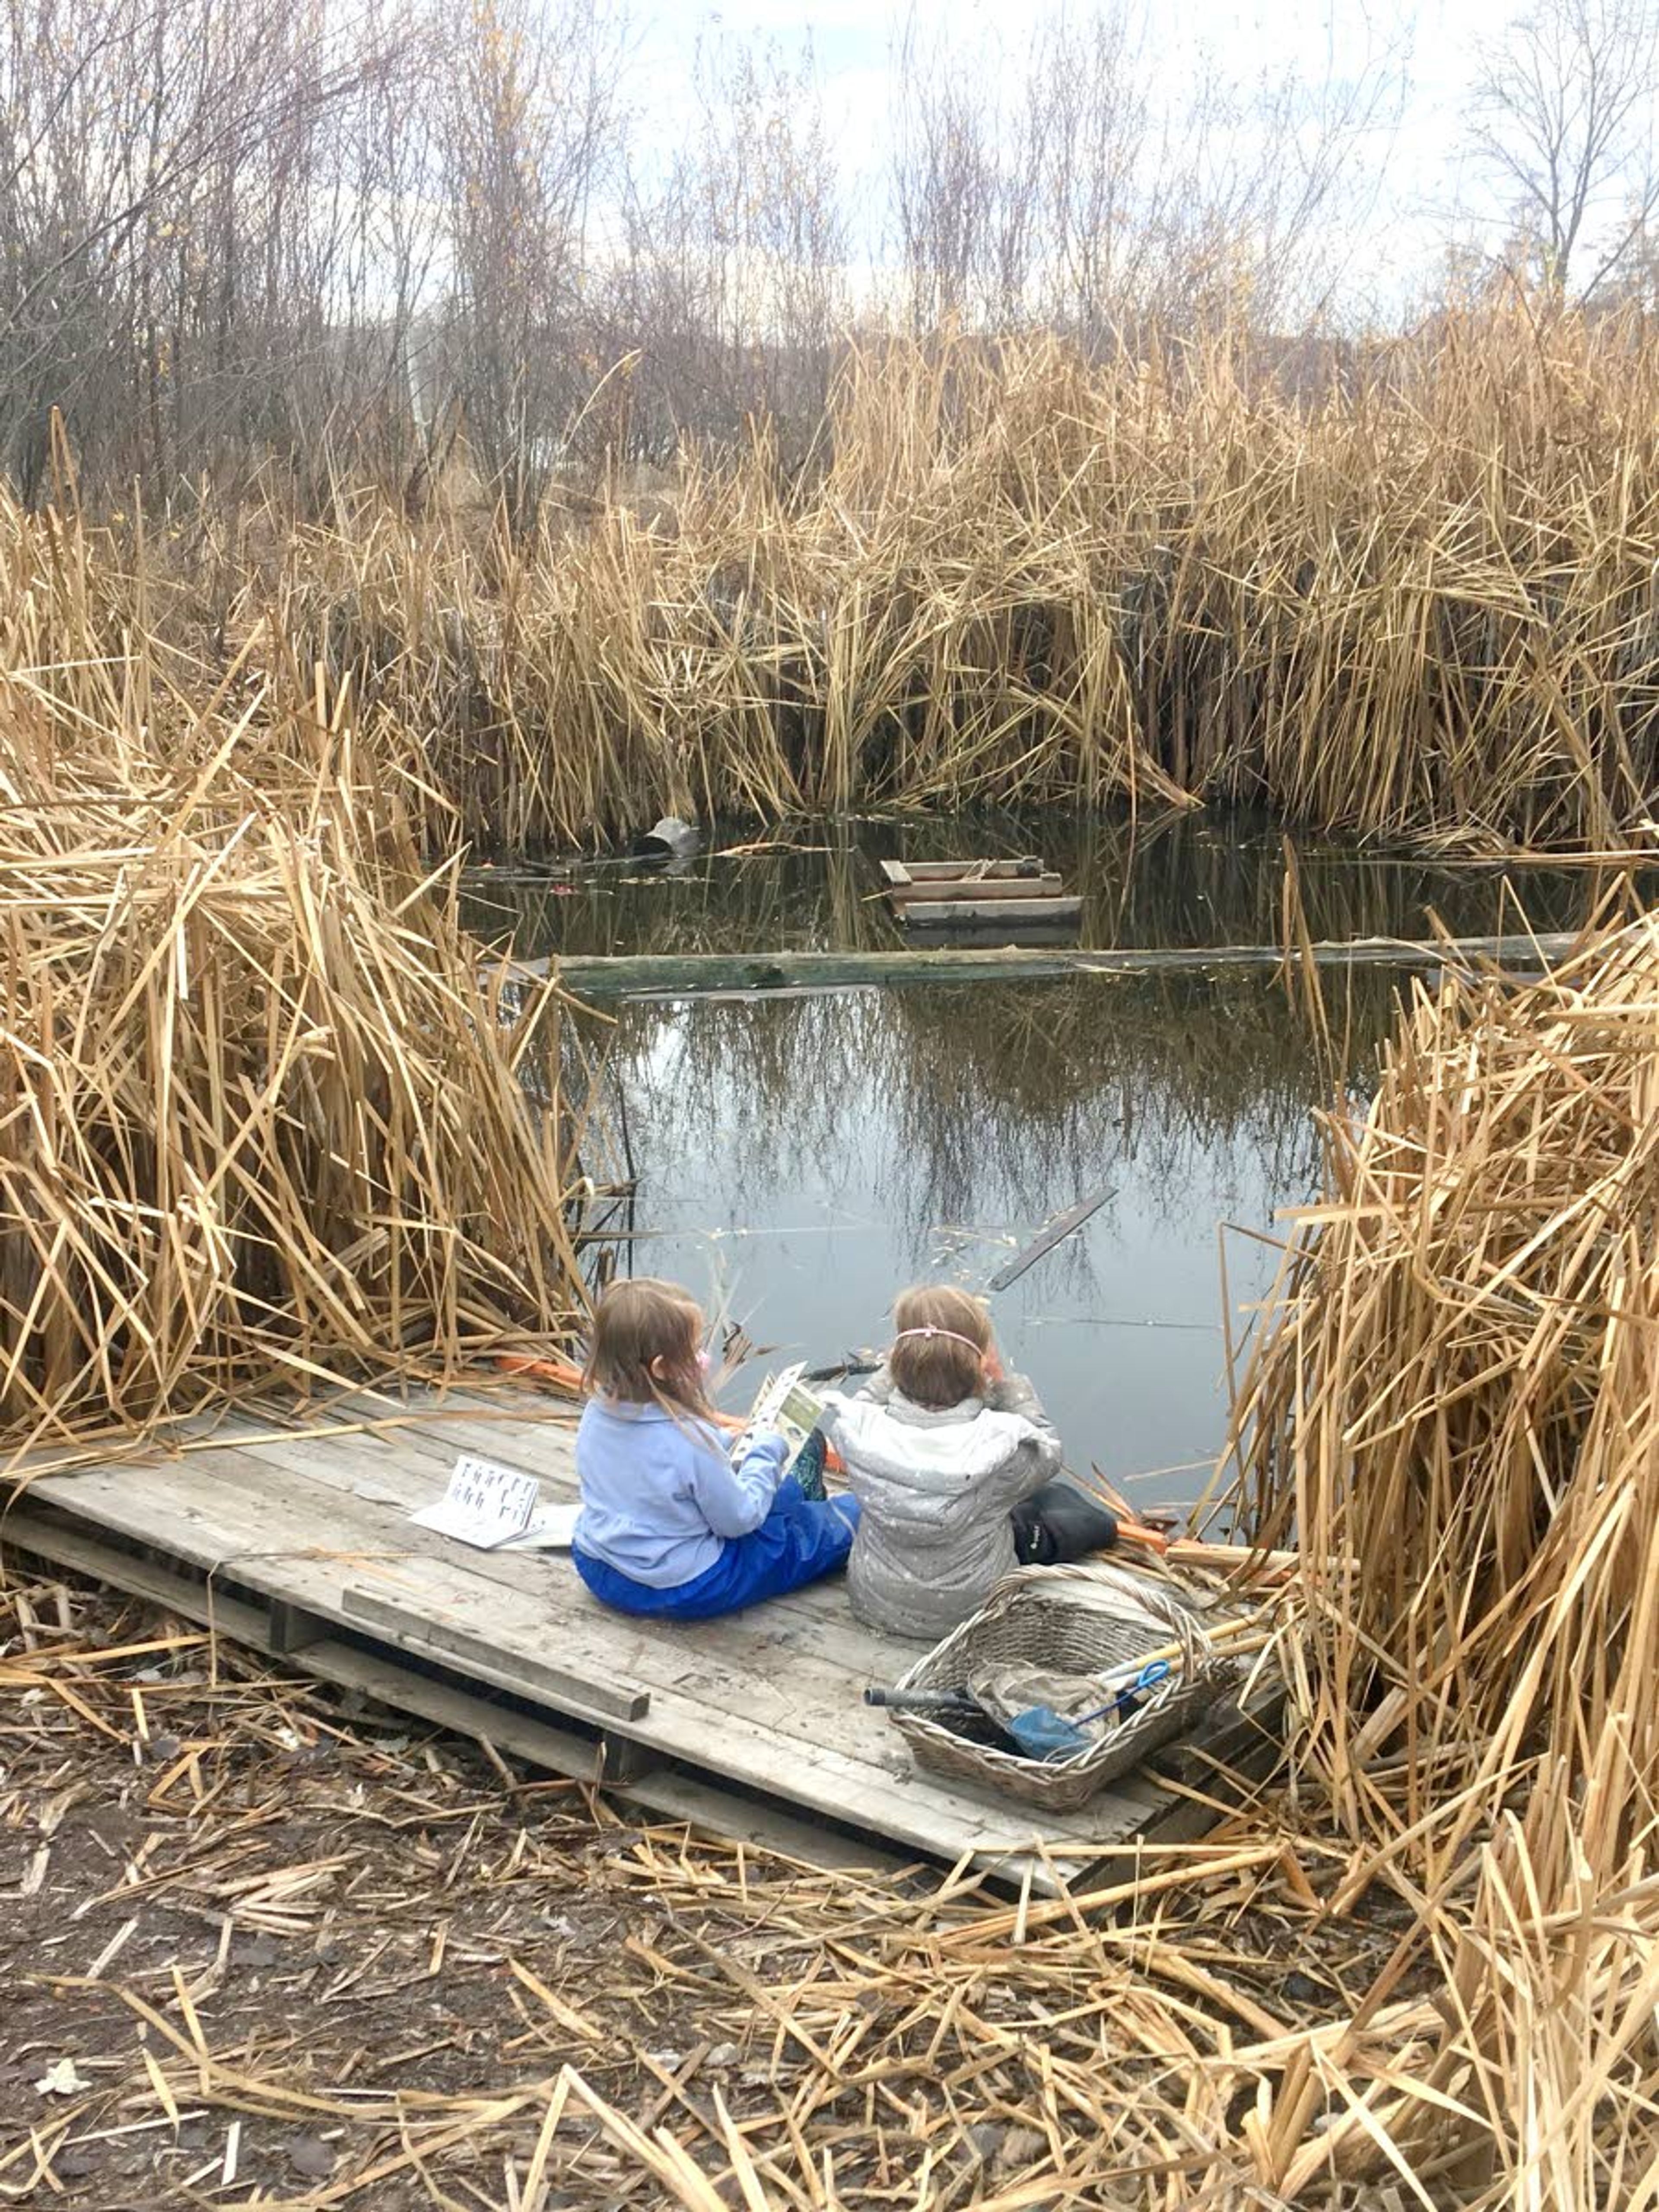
463, 814, 1630, 1514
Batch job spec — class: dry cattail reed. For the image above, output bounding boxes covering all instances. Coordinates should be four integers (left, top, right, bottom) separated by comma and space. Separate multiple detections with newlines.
0, 494, 589, 1460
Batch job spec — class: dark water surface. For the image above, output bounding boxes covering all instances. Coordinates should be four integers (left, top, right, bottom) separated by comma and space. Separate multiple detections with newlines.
464, 814, 1630, 1511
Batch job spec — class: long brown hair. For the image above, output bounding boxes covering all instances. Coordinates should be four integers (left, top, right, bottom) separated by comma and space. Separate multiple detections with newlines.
585, 1278, 714, 1419
888, 1284, 992, 1409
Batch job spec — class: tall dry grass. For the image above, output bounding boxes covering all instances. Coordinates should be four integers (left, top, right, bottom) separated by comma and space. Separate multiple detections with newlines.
1218, 912, 1659, 2199
0, 490, 590, 1461
1232, 915, 1659, 1865
223, 307, 1659, 851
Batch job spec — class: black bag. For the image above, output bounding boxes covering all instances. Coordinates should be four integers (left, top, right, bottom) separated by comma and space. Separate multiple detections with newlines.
1011, 1479, 1119, 1566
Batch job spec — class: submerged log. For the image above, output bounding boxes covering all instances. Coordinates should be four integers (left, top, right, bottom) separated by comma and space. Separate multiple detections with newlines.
501, 931, 1581, 998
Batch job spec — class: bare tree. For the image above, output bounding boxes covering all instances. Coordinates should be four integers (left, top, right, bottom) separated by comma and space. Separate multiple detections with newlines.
0, 0, 434, 501
439, 0, 623, 528
892, 18, 1027, 331
1466, 0, 1659, 297
611, 33, 849, 462
890, 2, 1402, 346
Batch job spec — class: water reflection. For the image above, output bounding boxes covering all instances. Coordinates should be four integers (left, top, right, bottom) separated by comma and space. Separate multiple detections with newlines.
471, 816, 1636, 1502
556, 971, 1410, 1503
461, 808, 1631, 962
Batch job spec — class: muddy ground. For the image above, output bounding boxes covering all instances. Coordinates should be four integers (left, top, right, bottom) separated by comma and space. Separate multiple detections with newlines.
2, 1570, 1411, 2210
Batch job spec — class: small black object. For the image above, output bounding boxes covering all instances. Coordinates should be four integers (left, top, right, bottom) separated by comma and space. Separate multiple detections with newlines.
865, 1684, 978, 1716
1011, 1480, 1119, 1566
803, 1353, 882, 1384
632, 816, 701, 864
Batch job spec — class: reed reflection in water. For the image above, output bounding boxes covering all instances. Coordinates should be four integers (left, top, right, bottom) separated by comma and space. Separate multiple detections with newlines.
483, 815, 1641, 1501
594, 970, 1406, 1503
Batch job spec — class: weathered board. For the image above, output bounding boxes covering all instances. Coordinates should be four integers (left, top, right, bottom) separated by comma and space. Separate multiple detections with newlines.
878, 859, 1048, 885
495, 932, 1580, 996
0, 1384, 1248, 1894
888, 877, 1066, 903
899, 896, 1084, 927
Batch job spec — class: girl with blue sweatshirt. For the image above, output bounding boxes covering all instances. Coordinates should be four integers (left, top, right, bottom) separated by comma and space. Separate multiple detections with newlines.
571, 1278, 858, 1621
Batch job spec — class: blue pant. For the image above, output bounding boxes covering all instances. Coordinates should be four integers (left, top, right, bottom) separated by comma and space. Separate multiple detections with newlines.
572, 1477, 860, 1621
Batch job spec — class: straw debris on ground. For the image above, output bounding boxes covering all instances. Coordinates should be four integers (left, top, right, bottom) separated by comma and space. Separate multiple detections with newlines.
0, 1567, 1461, 2212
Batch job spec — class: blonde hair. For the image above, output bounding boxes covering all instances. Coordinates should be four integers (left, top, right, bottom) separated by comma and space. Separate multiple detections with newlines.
888, 1285, 992, 1409
586, 1278, 712, 1419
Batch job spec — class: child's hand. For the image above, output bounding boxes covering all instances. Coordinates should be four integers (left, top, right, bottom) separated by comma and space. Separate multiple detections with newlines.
728, 1423, 787, 1459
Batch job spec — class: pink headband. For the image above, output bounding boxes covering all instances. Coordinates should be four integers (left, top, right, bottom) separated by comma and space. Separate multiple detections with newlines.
891, 1325, 986, 1357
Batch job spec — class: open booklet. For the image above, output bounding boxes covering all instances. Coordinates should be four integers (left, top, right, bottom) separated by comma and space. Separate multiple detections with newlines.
731, 1362, 826, 1477
408, 1453, 578, 1552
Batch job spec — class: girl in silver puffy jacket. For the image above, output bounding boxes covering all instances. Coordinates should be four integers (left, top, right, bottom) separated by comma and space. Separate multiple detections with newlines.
819, 1284, 1118, 1641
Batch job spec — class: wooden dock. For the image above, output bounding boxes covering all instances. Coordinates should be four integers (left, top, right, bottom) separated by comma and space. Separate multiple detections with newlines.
1, 1384, 1268, 1894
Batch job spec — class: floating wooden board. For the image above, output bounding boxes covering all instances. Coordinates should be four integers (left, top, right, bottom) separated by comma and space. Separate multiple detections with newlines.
900, 896, 1084, 928
496, 933, 1580, 996
988, 1188, 1114, 1291
0, 1386, 1225, 1894
878, 859, 1047, 886
888, 876, 1065, 904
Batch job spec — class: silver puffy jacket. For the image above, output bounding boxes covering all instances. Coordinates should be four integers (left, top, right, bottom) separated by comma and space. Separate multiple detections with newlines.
820, 1367, 1062, 1641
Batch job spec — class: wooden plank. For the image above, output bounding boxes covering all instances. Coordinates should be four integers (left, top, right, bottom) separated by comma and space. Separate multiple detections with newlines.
899, 897, 1082, 926
213, 1406, 581, 1519
894, 860, 1044, 881
10, 1445, 1168, 1869
887, 876, 1064, 903
509, 931, 1580, 997
597, 1732, 664, 1784
0, 1502, 913, 1879
876, 859, 913, 886
209, 1392, 581, 1474
1150, 1683, 1287, 1792
987, 1189, 1114, 1292
340, 1583, 652, 1722
268, 1600, 331, 1654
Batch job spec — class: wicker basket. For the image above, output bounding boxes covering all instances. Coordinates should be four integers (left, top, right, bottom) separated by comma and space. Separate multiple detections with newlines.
887, 1562, 1226, 1812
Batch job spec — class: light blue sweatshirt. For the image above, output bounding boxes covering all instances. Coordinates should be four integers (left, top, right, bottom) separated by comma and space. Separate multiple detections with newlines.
572, 1395, 788, 1588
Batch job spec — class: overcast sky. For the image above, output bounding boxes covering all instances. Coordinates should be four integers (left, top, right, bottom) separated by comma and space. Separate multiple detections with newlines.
627, 0, 1587, 312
